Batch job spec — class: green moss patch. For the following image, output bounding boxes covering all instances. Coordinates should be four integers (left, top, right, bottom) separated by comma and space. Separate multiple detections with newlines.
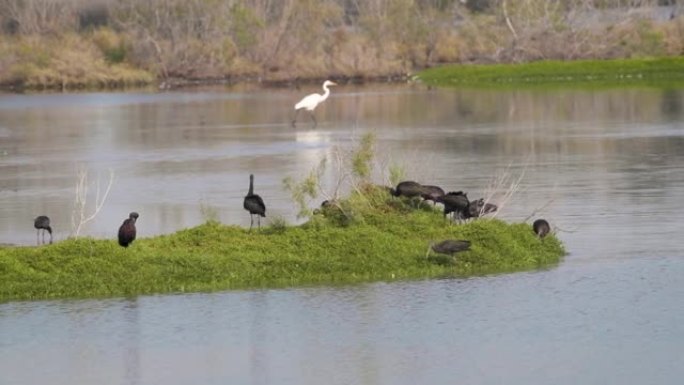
418, 57, 684, 88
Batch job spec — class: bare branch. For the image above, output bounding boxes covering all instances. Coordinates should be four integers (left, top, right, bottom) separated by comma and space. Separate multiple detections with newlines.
71, 167, 115, 237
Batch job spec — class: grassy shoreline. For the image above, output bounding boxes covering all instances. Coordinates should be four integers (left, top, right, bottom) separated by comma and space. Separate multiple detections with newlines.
417, 57, 684, 88
3, 55, 684, 92
0, 187, 564, 302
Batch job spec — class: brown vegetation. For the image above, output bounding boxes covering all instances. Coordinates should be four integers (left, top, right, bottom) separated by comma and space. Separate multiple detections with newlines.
0, 0, 683, 89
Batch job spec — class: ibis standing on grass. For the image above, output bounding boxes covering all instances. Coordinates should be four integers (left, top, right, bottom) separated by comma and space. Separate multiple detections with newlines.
533, 219, 550, 238
118, 212, 139, 247
33, 215, 52, 245
244, 174, 266, 230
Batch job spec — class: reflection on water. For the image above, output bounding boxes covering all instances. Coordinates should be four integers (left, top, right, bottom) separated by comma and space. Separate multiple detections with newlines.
2, 84, 684, 384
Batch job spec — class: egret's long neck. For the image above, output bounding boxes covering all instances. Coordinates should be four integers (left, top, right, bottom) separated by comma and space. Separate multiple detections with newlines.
320, 84, 331, 102
248, 175, 254, 195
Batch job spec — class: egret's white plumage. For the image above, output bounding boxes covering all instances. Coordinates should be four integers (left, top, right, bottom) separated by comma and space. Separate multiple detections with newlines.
292, 80, 337, 127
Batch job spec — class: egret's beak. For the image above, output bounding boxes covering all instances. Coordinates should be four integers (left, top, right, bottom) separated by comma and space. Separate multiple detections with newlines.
330, 81, 338, 86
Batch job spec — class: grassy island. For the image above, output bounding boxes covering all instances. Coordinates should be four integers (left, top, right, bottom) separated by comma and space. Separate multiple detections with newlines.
417, 57, 684, 88
0, 185, 564, 302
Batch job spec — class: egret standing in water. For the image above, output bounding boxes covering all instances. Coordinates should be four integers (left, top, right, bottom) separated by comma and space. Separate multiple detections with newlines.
33, 215, 52, 245
291, 80, 337, 128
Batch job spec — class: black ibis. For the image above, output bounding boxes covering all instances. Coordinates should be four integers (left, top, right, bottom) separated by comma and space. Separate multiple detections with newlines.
431, 240, 471, 256
533, 219, 550, 238
118, 212, 139, 247
33, 215, 52, 245
390, 181, 423, 198
420, 185, 445, 205
244, 174, 266, 230
437, 191, 470, 221
468, 198, 498, 218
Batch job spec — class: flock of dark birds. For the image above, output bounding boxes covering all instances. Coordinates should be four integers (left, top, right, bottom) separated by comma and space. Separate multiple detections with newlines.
32, 174, 552, 259
384, 180, 552, 257
389, 180, 499, 221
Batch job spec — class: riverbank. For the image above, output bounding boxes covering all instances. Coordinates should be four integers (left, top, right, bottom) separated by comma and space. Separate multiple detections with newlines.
0, 186, 564, 302
417, 57, 684, 87
3, 55, 684, 92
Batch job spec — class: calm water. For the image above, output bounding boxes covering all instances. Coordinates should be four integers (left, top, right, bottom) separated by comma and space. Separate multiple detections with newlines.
1, 84, 684, 384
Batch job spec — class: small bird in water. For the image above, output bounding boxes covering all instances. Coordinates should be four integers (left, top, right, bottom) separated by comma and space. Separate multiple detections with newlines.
430, 239, 471, 256
533, 219, 550, 238
244, 174, 266, 230
33, 215, 52, 245
118, 212, 139, 247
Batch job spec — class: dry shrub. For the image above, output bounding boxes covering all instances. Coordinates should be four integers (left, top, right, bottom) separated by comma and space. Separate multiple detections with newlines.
660, 16, 684, 55
432, 30, 462, 64
91, 27, 127, 64
1, 33, 153, 89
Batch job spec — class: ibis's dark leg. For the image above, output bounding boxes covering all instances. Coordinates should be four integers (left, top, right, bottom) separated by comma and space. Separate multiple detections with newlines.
249, 215, 254, 231
36, 230, 40, 245
257, 216, 261, 229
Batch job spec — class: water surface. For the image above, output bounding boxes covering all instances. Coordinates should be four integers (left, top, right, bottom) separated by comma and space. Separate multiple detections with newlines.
1, 84, 684, 384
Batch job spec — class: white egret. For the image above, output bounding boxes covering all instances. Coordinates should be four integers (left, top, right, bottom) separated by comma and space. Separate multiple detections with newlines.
291, 80, 337, 127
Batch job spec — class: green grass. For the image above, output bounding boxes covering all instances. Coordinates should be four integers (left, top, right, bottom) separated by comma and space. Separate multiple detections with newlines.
417, 57, 684, 88
0, 186, 564, 302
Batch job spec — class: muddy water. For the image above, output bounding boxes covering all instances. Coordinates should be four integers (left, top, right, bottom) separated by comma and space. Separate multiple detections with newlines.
1, 84, 684, 384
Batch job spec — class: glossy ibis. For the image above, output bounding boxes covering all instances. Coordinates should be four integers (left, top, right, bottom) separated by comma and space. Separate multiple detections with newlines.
118, 212, 139, 247
244, 174, 266, 230
533, 219, 550, 238
468, 198, 498, 218
420, 185, 445, 205
390, 181, 424, 207
33, 215, 52, 245
431, 240, 471, 256
437, 191, 470, 221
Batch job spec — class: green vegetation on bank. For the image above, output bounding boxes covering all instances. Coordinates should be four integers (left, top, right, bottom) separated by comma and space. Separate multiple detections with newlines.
417, 57, 684, 87
0, 186, 564, 302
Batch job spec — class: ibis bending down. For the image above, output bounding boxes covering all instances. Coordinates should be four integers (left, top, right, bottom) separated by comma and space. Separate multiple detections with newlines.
437, 191, 470, 221
431, 240, 471, 256
468, 198, 498, 218
533, 219, 550, 238
420, 185, 445, 205
390, 181, 424, 198
34, 215, 53, 245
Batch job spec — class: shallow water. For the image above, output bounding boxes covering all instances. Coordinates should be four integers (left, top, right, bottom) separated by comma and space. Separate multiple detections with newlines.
1, 84, 684, 384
